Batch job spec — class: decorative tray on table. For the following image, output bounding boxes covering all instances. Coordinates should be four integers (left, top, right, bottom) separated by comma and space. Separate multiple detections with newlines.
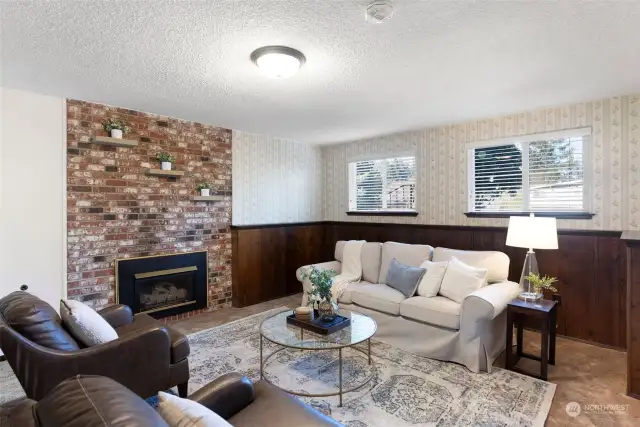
286, 309, 351, 335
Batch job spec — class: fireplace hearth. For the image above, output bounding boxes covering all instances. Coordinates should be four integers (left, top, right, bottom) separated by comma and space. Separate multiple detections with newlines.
116, 252, 208, 318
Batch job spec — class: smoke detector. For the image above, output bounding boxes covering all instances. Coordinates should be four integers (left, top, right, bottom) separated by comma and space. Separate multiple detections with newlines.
366, 1, 394, 24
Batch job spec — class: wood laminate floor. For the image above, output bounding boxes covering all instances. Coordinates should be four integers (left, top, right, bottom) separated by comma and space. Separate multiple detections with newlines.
170, 294, 639, 427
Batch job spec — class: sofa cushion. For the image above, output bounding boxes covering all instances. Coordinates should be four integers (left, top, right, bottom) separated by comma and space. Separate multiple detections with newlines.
0, 291, 80, 351
379, 242, 434, 284
416, 260, 448, 297
438, 257, 488, 304
432, 247, 509, 283
337, 281, 372, 304
157, 391, 232, 427
361, 242, 382, 283
116, 313, 190, 363
351, 284, 406, 315
400, 296, 462, 330
385, 258, 426, 298
60, 299, 118, 347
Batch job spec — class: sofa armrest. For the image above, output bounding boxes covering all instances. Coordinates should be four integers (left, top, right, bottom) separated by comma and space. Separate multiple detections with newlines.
460, 281, 520, 334
295, 260, 342, 282
98, 304, 134, 328
188, 373, 255, 420
0, 324, 172, 400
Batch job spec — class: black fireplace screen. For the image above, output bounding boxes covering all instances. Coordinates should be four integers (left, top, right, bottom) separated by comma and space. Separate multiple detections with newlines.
116, 252, 207, 318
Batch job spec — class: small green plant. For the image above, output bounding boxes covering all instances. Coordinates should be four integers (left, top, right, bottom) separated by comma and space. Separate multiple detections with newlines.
102, 118, 131, 133
525, 273, 558, 294
302, 266, 337, 304
196, 183, 211, 191
156, 152, 175, 163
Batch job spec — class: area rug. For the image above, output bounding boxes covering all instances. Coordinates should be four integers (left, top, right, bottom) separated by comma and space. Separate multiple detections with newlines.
0, 307, 556, 426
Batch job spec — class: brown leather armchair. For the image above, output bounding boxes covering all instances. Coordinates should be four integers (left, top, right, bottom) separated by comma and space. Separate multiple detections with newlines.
0, 374, 341, 427
0, 291, 190, 400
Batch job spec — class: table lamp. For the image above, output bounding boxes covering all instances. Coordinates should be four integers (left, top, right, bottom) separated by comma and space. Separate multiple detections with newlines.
506, 213, 558, 301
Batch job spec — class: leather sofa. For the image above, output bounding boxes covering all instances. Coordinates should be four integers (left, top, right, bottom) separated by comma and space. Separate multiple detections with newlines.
0, 374, 341, 427
0, 291, 190, 400
297, 241, 519, 373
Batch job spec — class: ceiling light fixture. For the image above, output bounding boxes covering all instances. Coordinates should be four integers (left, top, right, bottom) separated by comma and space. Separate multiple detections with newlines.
250, 46, 306, 79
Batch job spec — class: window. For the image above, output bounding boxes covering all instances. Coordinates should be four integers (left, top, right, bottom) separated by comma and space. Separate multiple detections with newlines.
467, 128, 590, 215
348, 156, 417, 214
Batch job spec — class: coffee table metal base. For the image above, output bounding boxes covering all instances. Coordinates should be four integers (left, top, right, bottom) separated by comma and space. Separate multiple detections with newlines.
260, 333, 374, 407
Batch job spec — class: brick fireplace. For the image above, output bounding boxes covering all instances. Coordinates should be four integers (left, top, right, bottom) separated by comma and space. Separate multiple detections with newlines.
66, 99, 232, 319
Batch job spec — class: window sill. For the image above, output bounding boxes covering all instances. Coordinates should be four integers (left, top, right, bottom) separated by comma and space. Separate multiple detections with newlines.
346, 210, 418, 217
464, 211, 595, 220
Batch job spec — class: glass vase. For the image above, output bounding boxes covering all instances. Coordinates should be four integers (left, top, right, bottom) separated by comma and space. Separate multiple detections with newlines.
318, 299, 338, 321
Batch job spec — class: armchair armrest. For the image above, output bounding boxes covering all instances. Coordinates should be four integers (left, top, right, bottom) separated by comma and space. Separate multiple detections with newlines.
188, 373, 255, 420
295, 260, 342, 282
0, 324, 172, 400
460, 281, 519, 335
98, 304, 134, 328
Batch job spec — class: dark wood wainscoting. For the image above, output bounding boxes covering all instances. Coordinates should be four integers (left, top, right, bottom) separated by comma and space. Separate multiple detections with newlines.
232, 221, 626, 349
232, 223, 325, 307
325, 222, 626, 349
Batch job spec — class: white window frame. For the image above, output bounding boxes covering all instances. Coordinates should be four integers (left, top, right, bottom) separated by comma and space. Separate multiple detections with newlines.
466, 127, 592, 214
347, 152, 418, 214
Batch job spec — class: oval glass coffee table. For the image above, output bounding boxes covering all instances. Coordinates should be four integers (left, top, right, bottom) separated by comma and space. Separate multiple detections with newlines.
259, 309, 377, 407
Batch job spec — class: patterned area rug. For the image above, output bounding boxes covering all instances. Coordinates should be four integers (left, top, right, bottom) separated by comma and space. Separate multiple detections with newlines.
0, 307, 556, 426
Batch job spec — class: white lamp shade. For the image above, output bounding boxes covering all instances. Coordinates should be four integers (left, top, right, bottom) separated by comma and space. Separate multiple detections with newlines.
506, 216, 558, 250
255, 52, 302, 78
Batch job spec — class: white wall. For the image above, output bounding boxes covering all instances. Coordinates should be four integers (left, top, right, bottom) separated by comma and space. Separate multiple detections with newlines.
322, 94, 640, 231
0, 88, 66, 309
232, 130, 323, 225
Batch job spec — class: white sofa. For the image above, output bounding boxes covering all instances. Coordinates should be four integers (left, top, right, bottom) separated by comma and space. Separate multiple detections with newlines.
296, 240, 520, 373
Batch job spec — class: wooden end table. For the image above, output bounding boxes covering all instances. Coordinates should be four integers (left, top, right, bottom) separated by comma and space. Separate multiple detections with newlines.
505, 298, 558, 381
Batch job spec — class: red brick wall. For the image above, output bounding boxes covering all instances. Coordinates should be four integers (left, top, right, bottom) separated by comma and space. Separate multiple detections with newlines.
66, 99, 232, 319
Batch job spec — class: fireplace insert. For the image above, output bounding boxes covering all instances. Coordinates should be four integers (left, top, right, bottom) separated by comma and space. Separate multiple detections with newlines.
116, 251, 207, 318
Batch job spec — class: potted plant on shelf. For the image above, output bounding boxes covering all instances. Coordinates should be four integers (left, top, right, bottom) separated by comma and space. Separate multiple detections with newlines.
302, 266, 338, 321
196, 183, 211, 197
156, 152, 175, 171
102, 118, 131, 139
523, 273, 558, 301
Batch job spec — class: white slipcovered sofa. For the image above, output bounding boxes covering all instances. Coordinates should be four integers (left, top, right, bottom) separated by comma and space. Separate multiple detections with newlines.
296, 241, 520, 373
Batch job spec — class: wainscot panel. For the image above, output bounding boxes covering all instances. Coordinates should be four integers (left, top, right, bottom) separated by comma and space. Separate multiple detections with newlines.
232, 223, 326, 307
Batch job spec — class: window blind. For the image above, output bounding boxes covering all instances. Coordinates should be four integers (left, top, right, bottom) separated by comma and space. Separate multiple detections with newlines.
469, 131, 588, 213
348, 156, 416, 212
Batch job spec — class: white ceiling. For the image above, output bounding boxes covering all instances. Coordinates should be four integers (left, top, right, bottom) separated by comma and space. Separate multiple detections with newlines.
2, 1, 640, 144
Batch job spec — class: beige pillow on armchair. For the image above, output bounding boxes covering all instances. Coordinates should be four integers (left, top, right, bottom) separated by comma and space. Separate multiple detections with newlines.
438, 257, 488, 303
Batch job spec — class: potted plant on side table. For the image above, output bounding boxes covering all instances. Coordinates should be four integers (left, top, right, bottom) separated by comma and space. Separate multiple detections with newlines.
524, 273, 558, 302
103, 118, 131, 139
302, 266, 338, 321
196, 183, 211, 197
156, 152, 176, 171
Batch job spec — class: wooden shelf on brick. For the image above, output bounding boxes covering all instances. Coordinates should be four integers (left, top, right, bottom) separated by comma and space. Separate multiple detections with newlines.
146, 169, 185, 177
92, 136, 138, 147
192, 195, 225, 202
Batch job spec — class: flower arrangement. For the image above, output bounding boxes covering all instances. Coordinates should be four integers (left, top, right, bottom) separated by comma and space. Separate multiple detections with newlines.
102, 118, 131, 134
302, 266, 337, 305
525, 273, 558, 295
196, 183, 211, 191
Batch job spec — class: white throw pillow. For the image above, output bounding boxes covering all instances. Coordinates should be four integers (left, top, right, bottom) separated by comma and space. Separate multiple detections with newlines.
416, 260, 448, 297
59, 299, 118, 347
157, 391, 232, 427
438, 257, 488, 303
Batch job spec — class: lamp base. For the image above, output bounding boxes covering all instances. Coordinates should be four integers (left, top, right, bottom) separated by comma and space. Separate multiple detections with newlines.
518, 251, 542, 302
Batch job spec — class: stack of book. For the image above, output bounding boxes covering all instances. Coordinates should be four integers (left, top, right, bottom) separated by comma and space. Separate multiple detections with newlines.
294, 306, 314, 322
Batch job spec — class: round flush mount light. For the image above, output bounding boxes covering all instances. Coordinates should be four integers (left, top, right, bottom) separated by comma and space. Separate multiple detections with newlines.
250, 46, 306, 79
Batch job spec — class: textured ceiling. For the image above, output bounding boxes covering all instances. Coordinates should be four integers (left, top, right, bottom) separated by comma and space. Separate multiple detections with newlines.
2, 1, 640, 144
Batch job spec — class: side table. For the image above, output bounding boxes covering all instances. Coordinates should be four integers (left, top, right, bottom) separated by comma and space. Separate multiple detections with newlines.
505, 298, 558, 381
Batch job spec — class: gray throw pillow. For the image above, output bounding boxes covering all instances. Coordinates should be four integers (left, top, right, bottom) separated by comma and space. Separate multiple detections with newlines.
385, 258, 426, 298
